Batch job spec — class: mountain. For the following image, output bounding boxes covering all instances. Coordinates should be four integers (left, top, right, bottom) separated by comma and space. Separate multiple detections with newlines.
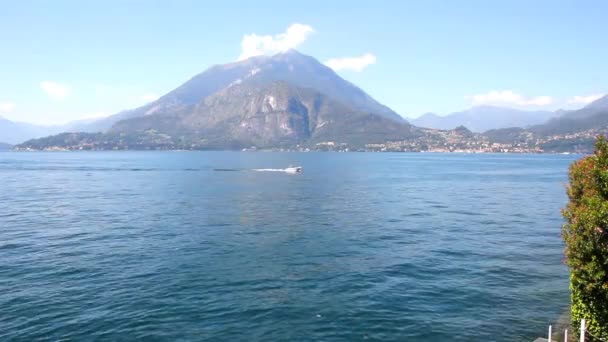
76, 49, 403, 133
585, 94, 608, 111
529, 94, 608, 135
20, 81, 416, 151
18, 51, 415, 150
411, 106, 556, 132
0, 117, 66, 144
0, 141, 12, 150
0, 116, 104, 144
109, 80, 414, 148
480, 95, 608, 153
19, 51, 604, 153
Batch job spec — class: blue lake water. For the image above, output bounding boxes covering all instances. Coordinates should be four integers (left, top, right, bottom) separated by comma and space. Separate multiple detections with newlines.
0, 152, 579, 341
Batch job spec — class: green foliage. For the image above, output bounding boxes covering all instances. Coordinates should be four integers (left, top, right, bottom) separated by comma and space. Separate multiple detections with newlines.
562, 135, 608, 339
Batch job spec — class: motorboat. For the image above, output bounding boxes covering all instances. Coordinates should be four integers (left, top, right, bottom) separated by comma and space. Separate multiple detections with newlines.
252, 166, 302, 173
284, 166, 302, 173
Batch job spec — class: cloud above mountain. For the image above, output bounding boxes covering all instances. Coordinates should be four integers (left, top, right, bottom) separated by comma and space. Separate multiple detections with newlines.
469, 90, 553, 107
239, 23, 314, 60
467, 90, 608, 109
0, 102, 15, 113
567, 93, 605, 105
40, 81, 71, 100
325, 53, 377, 72
238, 24, 377, 74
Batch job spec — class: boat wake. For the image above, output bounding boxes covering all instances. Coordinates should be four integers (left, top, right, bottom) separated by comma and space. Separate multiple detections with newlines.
253, 168, 286, 172
253, 166, 302, 174
213, 167, 302, 173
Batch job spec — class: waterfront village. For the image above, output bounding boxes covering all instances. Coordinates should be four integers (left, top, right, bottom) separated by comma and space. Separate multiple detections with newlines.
15, 126, 604, 154
305, 127, 604, 153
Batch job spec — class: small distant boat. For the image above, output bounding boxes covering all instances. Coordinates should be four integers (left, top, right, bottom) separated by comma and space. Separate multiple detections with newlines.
284, 166, 302, 173
252, 166, 302, 173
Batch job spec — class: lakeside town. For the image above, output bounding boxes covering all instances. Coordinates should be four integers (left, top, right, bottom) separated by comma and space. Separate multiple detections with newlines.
316, 126, 602, 153
15, 125, 602, 154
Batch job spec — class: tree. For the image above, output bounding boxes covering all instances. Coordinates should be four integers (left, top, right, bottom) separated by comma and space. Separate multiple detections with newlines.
562, 135, 608, 339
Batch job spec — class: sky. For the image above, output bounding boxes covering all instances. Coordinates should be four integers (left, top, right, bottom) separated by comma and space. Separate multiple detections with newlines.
0, 0, 607, 125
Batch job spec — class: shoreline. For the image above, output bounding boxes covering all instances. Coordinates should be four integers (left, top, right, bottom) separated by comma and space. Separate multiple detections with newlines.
4, 149, 586, 155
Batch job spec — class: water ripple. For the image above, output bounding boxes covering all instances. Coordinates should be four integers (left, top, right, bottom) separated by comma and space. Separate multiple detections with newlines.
0, 151, 578, 341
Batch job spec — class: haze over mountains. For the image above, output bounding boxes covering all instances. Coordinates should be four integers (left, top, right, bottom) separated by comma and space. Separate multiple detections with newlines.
410, 106, 558, 133
0, 117, 61, 144
529, 94, 608, 135
0, 116, 111, 145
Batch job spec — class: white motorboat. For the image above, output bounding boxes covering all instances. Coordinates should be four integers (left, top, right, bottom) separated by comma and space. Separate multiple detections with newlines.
284, 166, 302, 173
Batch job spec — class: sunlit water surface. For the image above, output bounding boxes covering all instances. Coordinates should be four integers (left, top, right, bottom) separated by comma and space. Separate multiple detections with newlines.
0, 152, 579, 341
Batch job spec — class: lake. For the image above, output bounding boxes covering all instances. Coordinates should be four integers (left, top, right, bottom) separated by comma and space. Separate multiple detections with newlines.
0, 152, 579, 341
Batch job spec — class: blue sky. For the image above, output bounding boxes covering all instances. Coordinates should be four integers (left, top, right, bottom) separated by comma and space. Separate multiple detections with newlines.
0, 0, 606, 125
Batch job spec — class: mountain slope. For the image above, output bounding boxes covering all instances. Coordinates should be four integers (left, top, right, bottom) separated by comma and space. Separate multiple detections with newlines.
17, 78, 416, 150
411, 106, 556, 132
77, 50, 403, 133
109, 80, 415, 148
530, 94, 608, 135
0, 117, 66, 144
480, 95, 608, 153
583, 94, 608, 111
17, 50, 413, 150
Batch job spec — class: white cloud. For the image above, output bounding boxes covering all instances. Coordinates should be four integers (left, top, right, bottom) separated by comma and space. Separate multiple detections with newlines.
567, 93, 605, 105
0, 102, 15, 113
40, 81, 71, 100
325, 53, 377, 72
239, 23, 314, 60
140, 93, 159, 102
469, 90, 553, 107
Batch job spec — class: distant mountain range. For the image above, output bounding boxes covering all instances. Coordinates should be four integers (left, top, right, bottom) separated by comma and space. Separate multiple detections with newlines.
0, 117, 62, 145
528, 94, 608, 135
9, 50, 608, 153
0, 115, 111, 144
410, 106, 558, 133
482, 94, 608, 153
0, 141, 12, 150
